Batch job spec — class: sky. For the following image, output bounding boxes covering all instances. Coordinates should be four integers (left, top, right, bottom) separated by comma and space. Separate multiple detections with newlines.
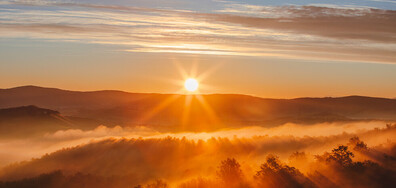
0, 0, 396, 98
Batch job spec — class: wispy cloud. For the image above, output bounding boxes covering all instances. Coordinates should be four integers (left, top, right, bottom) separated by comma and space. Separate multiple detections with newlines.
1, 0, 396, 63
370, 0, 396, 4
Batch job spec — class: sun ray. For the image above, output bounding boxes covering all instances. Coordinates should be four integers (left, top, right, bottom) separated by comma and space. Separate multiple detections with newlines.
138, 90, 183, 125
172, 59, 189, 79
137, 57, 222, 129
196, 62, 224, 82
181, 94, 193, 129
190, 59, 199, 78
195, 83, 216, 93
195, 94, 222, 130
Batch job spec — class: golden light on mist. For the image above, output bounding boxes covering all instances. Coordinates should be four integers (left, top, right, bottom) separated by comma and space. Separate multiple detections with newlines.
184, 78, 199, 92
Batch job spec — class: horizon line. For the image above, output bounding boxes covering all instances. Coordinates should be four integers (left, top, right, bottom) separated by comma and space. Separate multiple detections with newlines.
1, 85, 395, 100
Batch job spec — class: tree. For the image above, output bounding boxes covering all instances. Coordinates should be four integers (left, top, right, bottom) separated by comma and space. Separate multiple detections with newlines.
217, 158, 244, 186
348, 137, 368, 151
145, 180, 168, 188
255, 155, 315, 188
327, 145, 354, 166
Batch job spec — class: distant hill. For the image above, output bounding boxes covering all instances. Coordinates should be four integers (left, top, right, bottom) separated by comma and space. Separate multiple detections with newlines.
0, 105, 60, 118
1, 86, 396, 131
0, 105, 97, 138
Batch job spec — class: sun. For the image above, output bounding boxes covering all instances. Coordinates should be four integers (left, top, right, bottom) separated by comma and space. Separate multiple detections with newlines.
184, 78, 199, 92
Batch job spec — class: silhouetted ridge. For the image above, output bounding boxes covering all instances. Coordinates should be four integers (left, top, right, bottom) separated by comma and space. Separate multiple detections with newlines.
1, 85, 396, 131
0, 105, 60, 118
0, 105, 96, 138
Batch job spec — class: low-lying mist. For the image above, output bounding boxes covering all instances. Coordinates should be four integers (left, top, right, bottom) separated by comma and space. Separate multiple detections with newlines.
0, 121, 392, 168
0, 121, 395, 187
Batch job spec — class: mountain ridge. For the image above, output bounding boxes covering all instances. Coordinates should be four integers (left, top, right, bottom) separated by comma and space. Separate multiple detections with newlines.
1, 85, 396, 132
3, 85, 394, 100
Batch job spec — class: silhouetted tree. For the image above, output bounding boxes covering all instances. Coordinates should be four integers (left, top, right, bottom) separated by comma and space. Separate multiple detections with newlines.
289, 151, 307, 161
386, 123, 396, 129
217, 158, 243, 182
316, 141, 396, 188
255, 155, 315, 188
327, 145, 354, 166
348, 137, 368, 151
145, 179, 168, 188
217, 158, 247, 187
178, 177, 218, 188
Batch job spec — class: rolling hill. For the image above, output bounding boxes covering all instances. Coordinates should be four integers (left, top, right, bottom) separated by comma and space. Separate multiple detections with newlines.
0, 105, 98, 138
1, 86, 396, 131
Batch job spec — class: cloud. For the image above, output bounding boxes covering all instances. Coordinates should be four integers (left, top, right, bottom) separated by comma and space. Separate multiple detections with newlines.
0, 1, 396, 63
370, 0, 396, 4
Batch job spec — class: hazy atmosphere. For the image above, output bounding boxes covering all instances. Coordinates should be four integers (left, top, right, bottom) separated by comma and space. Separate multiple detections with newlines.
1, 0, 396, 98
0, 0, 395, 188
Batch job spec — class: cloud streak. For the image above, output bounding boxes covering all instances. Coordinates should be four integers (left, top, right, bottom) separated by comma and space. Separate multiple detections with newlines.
0, 1, 396, 63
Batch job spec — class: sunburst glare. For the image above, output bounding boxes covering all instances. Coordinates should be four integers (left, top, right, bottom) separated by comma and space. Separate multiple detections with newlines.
184, 78, 199, 92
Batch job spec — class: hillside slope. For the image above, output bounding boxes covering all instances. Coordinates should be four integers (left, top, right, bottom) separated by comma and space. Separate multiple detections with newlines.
1, 86, 396, 131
